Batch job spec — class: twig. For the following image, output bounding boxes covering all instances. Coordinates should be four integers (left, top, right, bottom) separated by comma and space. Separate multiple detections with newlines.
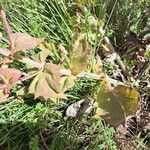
104, 0, 118, 31
39, 132, 49, 150
139, 29, 150, 39
77, 72, 125, 86
138, 62, 149, 79
103, 36, 129, 78
0, 96, 15, 104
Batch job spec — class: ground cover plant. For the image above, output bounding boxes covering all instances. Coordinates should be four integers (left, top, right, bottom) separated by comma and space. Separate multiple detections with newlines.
0, 0, 149, 149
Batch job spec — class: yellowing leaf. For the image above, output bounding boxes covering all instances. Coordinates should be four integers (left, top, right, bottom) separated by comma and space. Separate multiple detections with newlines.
70, 33, 92, 75
96, 81, 140, 126
11, 33, 44, 53
39, 42, 60, 59
29, 72, 66, 101
77, 0, 93, 8
45, 63, 62, 93
20, 57, 44, 69
38, 48, 49, 62
60, 75, 76, 92
28, 73, 41, 94
115, 85, 140, 115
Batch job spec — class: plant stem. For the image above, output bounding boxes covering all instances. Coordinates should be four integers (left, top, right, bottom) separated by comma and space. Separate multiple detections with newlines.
0, 9, 13, 50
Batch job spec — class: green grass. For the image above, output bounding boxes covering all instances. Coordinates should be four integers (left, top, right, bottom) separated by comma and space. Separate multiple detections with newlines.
0, 0, 149, 149
0, 95, 117, 150
0, 0, 73, 43
0, 76, 118, 149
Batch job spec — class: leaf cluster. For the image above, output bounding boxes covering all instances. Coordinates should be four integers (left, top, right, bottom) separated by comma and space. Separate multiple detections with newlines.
0, 9, 140, 127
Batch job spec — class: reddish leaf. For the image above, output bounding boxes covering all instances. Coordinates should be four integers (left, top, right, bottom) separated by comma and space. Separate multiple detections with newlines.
0, 48, 10, 56
0, 68, 21, 101
11, 33, 44, 53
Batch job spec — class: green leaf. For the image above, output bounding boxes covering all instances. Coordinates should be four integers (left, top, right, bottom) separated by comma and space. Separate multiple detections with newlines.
96, 81, 140, 126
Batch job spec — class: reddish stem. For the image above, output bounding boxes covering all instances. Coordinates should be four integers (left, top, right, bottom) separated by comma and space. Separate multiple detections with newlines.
0, 9, 13, 51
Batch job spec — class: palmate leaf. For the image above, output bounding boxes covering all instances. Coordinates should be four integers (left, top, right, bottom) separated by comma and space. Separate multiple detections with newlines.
70, 33, 92, 75
0, 68, 22, 101
96, 81, 140, 126
28, 63, 75, 102
31, 72, 66, 100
